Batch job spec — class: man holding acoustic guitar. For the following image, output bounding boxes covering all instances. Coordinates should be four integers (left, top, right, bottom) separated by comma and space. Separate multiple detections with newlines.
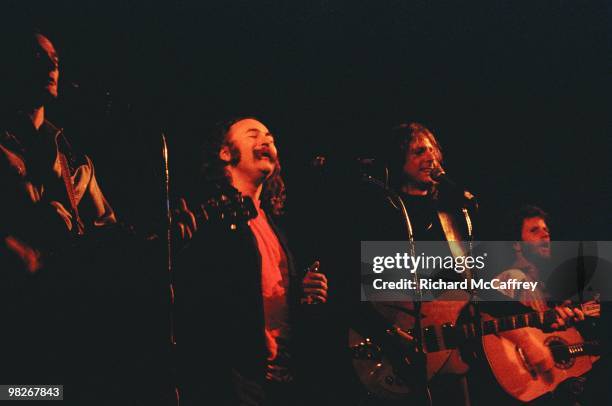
477, 205, 601, 405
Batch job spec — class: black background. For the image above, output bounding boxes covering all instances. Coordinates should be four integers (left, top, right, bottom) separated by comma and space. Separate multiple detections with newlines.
3, 0, 610, 240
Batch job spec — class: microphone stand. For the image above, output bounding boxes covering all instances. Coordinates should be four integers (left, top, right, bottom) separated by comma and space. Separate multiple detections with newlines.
461, 204, 476, 406
364, 172, 431, 406
392, 190, 431, 406
161, 134, 180, 406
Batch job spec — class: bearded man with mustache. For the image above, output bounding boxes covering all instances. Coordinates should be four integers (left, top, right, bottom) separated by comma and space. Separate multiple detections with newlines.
492, 207, 588, 369
175, 117, 328, 406
328, 122, 480, 406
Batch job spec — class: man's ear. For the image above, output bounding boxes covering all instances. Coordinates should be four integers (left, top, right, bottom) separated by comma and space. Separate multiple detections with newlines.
219, 145, 231, 163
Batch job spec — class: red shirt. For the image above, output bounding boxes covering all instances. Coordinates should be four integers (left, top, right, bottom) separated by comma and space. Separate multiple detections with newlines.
248, 206, 291, 381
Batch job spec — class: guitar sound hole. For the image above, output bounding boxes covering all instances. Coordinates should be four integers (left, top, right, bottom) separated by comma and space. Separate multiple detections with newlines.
545, 336, 575, 369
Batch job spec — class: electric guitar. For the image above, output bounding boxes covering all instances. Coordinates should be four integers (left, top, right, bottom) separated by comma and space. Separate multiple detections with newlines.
482, 300, 600, 403
349, 291, 471, 401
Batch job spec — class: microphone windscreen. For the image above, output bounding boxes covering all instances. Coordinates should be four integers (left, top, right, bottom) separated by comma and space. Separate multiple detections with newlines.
430, 166, 446, 181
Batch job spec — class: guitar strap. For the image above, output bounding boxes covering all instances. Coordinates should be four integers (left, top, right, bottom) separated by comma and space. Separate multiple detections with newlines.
438, 211, 464, 243
58, 151, 85, 236
438, 212, 468, 272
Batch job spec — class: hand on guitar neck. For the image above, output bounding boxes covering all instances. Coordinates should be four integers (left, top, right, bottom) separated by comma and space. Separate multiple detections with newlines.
176, 198, 198, 240
498, 298, 600, 381
550, 301, 586, 330
484, 298, 601, 403
520, 298, 600, 331
174, 190, 257, 242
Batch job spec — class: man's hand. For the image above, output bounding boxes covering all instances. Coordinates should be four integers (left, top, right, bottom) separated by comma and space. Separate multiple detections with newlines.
301, 260, 328, 304
501, 328, 554, 381
49, 200, 73, 231
174, 197, 198, 240
4, 235, 43, 273
520, 335, 555, 381
550, 300, 586, 330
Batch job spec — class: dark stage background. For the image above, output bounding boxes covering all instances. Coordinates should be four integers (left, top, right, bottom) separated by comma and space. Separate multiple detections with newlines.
3, 0, 610, 241
1, 2, 610, 404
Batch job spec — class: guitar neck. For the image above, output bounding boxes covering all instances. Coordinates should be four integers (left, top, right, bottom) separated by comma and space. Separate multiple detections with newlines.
426, 303, 595, 352
480, 308, 558, 335
428, 309, 555, 350
453, 302, 594, 342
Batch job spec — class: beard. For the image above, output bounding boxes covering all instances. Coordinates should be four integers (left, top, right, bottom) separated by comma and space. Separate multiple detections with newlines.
403, 175, 434, 192
522, 242, 552, 270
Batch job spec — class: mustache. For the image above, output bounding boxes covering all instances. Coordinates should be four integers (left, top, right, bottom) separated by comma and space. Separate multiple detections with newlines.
253, 148, 278, 163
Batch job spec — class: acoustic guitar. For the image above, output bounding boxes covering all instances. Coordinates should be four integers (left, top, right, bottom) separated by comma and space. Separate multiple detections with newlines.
482, 300, 600, 402
349, 299, 599, 401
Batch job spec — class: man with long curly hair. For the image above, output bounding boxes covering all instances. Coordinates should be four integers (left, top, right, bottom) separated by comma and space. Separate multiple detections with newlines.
176, 117, 328, 406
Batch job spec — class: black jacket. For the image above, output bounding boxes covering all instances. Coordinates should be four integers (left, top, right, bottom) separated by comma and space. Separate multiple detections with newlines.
175, 189, 303, 405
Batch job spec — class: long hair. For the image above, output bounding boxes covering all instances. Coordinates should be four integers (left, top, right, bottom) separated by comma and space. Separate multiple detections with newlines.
386, 122, 443, 189
200, 116, 286, 216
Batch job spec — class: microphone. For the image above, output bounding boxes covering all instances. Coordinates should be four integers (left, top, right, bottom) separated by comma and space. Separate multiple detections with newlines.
431, 167, 456, 188
430, 167, 477, 205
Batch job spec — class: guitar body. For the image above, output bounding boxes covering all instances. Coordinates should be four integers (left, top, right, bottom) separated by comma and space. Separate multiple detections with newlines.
349, 290, 471, 399
482, 327, 599, 403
